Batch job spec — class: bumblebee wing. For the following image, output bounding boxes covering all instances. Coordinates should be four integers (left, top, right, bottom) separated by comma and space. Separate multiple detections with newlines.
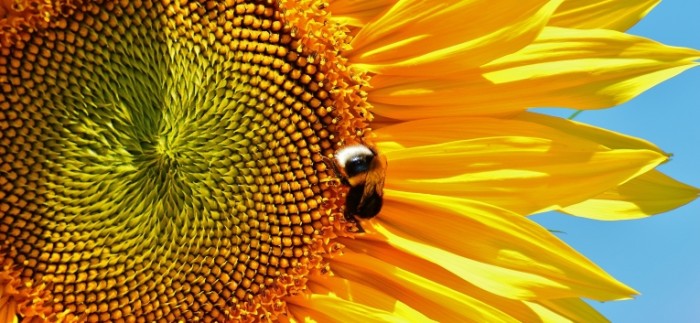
359, 175, 379, 207
358, 160, 386, 208
372, 153, 388, 194
356, 182, 383, 219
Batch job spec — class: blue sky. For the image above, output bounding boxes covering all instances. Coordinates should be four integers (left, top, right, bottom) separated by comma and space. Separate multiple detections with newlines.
532, 1, 700, 322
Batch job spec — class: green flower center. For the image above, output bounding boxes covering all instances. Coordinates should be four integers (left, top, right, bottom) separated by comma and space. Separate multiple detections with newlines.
0, 1, 358, 321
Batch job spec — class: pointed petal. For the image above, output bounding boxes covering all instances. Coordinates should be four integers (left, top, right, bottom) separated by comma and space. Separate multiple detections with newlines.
376, 192, 638, 301
482, 27, 700, 110
348, 0, 561, 75
369, 27, 700, 119
525, 299, 608, 323
328, 0, 398, 27
0, 297, 18, 323
550, 0, 660, 31
297, 274, 436, 323
336, 237, 544, 322
368, 73, 523, 120
286, 293, 415, 323
331, 248, 521, 322
522, 302, 573, 323
514, 112, 664, 153
375, 112, 664, 153
378, 135, 667, 215
530, 298, 609, 323
562, 170, 700, 220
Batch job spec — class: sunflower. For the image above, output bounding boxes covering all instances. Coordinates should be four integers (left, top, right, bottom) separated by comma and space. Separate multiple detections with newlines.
1, 0, 698, 322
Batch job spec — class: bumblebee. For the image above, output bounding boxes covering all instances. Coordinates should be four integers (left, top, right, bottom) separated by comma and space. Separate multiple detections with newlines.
330, 144, 388, 231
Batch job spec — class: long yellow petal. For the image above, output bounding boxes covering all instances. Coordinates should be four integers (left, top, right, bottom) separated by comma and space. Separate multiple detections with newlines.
331, 249, 521, 322
525, 298, 609, 323
369, 27, 699, 119
380, 136, 667, 215
522, 302, 573, 323
514, 112, 664, 153
369, 74, 525, 119
337, 237, 545, 322
285, 293, 416, 323
529, 298, 609, 323
483, 27, 700, 110
562, 170, 700, 220
375, 113, 664, 153
328, 0, 398, 28
0, 297, 18, 323
294, 274, 436, 323
550, 0, 660, 31
348, 0, 561, 75
324, 239, 609, 322
375, 192, 638, 301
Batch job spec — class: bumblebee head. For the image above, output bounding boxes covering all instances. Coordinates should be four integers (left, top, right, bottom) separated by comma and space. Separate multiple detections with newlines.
334, 144, 376, 184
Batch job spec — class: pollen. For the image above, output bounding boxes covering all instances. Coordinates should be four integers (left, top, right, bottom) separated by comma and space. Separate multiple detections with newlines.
0, 0, 368, 321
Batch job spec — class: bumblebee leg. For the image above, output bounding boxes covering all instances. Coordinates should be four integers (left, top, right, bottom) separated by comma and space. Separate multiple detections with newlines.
343, 208, 365, 233
320, 155, 350, 185
343, 186, 367, 233
353, 221, 366, 233
319, 177, 342, 186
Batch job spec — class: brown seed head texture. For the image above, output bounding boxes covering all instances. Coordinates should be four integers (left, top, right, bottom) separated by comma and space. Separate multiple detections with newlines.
0, 0, 369, 321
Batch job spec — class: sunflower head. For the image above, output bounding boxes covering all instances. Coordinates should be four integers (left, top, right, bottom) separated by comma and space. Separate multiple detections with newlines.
1, 0, 699, 322
0, 0, 374, 321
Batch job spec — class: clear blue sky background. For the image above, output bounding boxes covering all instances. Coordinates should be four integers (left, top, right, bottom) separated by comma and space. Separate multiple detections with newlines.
531, 1, 700, 322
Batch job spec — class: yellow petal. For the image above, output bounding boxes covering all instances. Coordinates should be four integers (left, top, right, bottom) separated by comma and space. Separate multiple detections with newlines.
379, 136, 667, 215
328, 0, 398, 27
285, 293, 417, 323
369, 27, 699, 120
375, 112, 664, 153
297, 274, 436, 323
0, 297, 18, 323
375, 192, 638, 301
522, 302, 572, 323
562, 170, 700, 220
369, 74, 525, 119
337, 237, 545, 322
514, 112, 664, 153
550, 0, 660, 31
525, 298, 608, 323
331, 249, 521, 322
483, 27, 700, 110
349, 0, 561, 75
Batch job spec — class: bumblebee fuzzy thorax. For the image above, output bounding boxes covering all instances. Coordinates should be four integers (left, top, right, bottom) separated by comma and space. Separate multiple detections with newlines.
333, 144, 388, 227
334, 144, 376, 186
